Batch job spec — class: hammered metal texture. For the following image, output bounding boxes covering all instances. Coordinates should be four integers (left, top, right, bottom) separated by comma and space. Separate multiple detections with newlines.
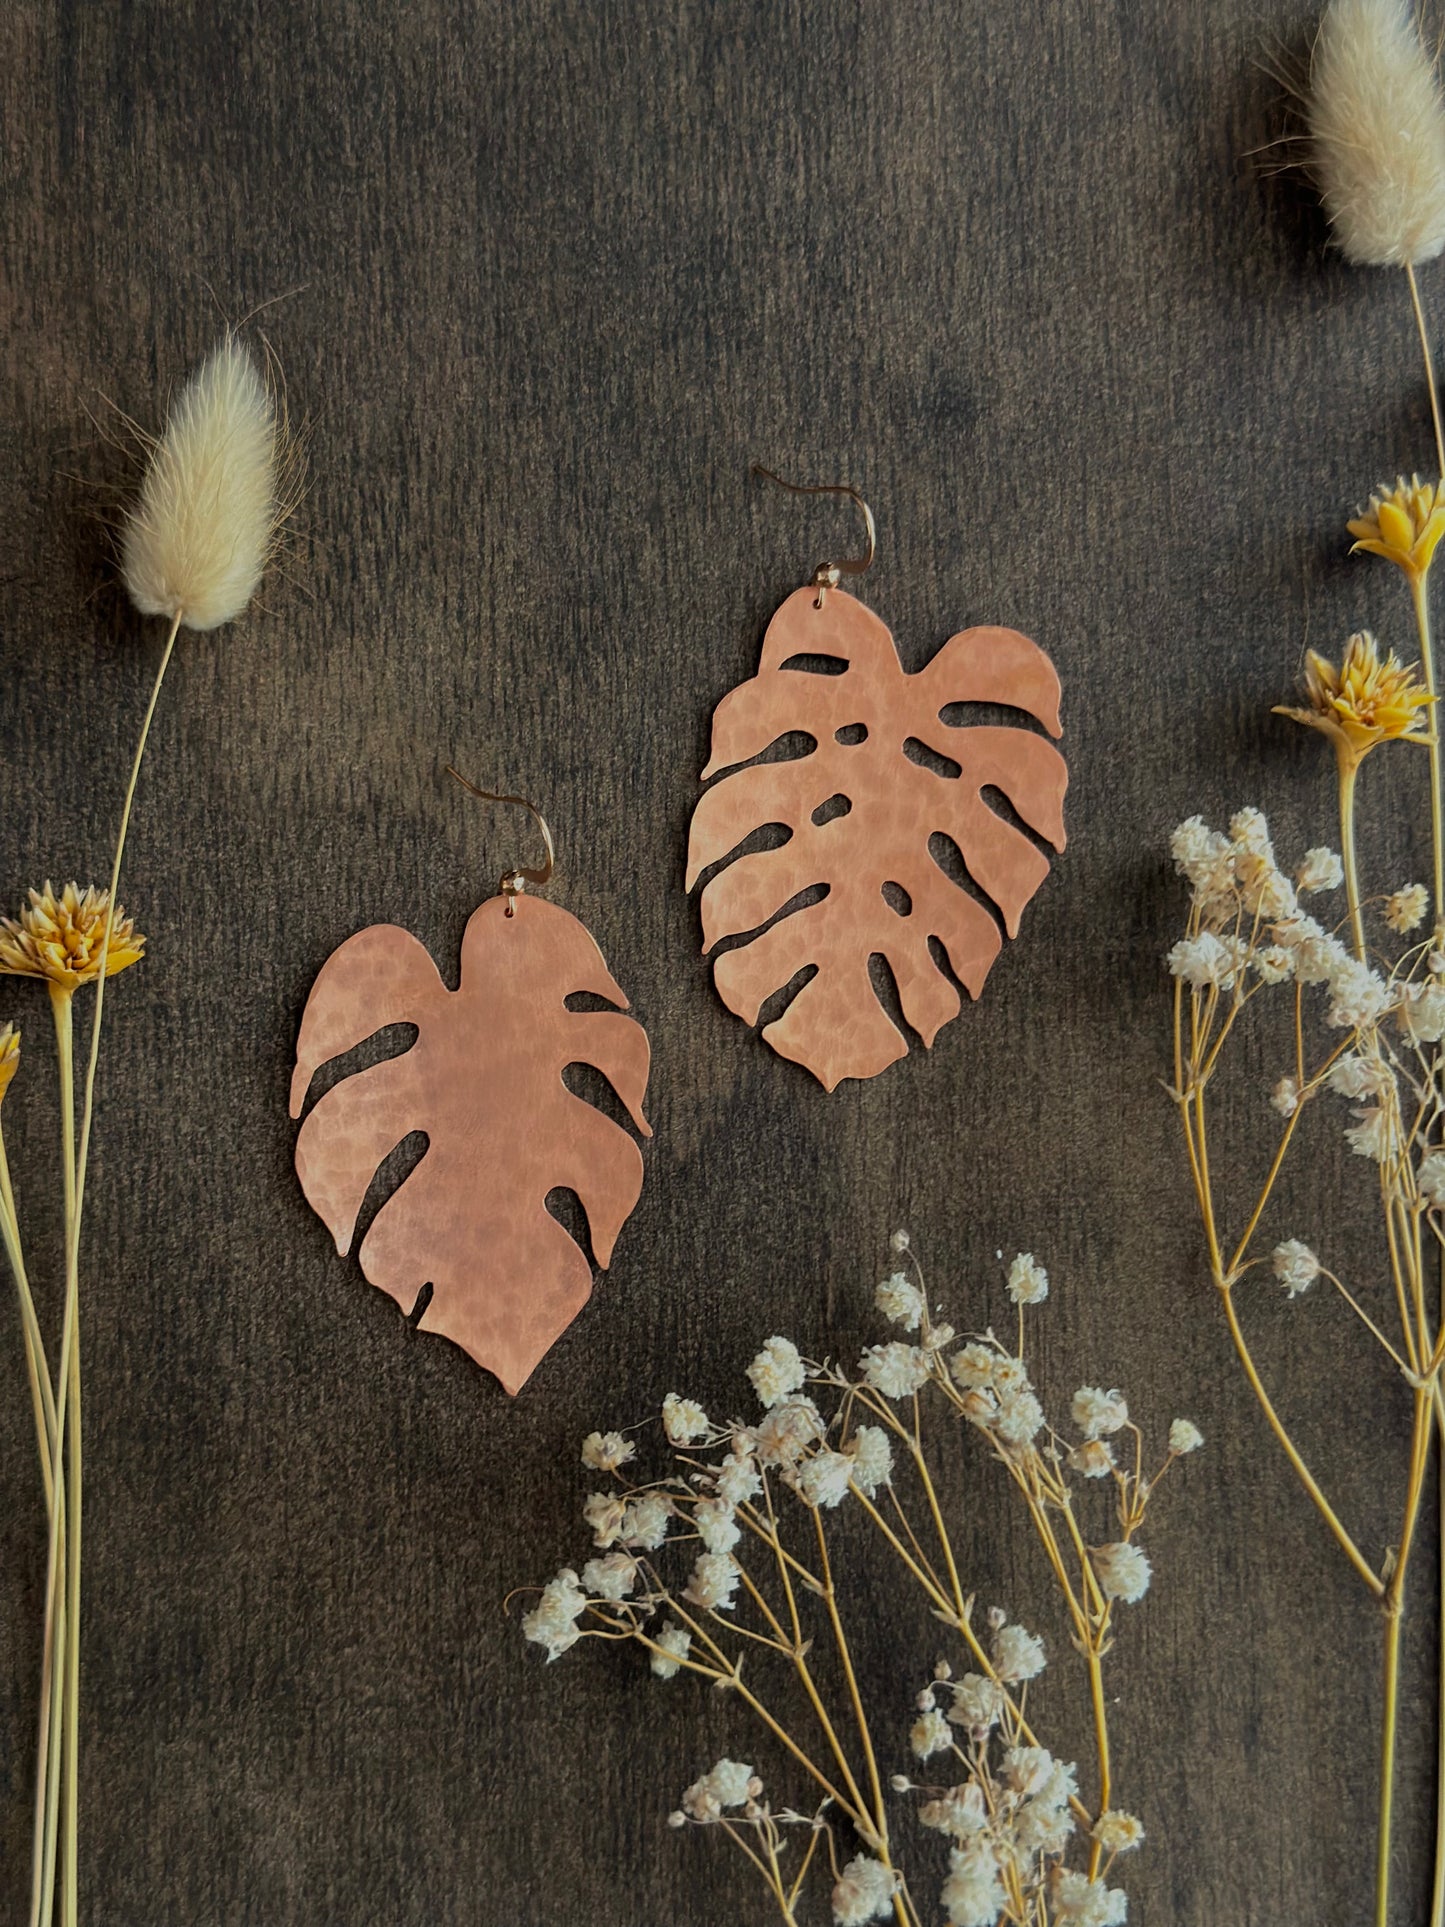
686, 586, 1067, 1089
289, 894, 652, 1393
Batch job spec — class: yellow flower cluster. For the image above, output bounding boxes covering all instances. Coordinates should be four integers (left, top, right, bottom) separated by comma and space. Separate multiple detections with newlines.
1349, 477, 1445, 583
1276, 631, 1434, 766
0, 883, 146, 991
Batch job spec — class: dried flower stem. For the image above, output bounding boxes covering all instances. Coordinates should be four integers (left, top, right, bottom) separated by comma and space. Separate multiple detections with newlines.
1411, 570, 1445, 942
1339, 756, 1367, 958
35, 608, 182, 1927
0, 1130, 55, 1504
1407, 263, 1445, 480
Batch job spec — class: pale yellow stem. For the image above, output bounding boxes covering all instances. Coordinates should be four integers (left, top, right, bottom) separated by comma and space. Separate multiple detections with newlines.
39, 609, 182, 1927
1338, 752, 1366, 962
0, 1129, 56, 1502
1407, 261, 1445, 484
1410, 571, 1445, 945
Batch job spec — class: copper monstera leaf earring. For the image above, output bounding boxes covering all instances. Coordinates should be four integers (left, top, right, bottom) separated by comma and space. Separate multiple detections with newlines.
686, 469, 1068, 1090
289, 771, 652, 1394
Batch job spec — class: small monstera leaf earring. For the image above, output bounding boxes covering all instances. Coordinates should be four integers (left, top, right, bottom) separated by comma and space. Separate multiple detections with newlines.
686, 468, 1068, 1090
289, 770, 652, 1394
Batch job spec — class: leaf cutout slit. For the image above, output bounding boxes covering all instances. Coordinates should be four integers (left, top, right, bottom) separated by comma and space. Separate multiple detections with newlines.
835, 723, 868, 745
811, 793, 851, 827
299, 1021, 420, 1112
779, 652, 848, 674
406, 1281, 435, 1330
903, 736, 962, 780
882, 881, 912, 917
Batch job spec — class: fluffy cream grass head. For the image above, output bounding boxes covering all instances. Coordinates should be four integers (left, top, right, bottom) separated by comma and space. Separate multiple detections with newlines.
121, 336, 291, 632
1308, 0, 1445, 266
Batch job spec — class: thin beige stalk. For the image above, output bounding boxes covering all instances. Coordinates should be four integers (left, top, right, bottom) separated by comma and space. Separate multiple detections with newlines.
1338, 753, 1367, 960
1406, 262, 1445, 483
50, 985, 81, 1927
1411, 571, 1445, 944
38, 607, 182, 1927
1376, 1388, 1433, 1927
0, 1130, 56, 1500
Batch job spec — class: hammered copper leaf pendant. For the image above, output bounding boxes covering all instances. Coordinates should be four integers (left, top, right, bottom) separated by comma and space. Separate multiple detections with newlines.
289, 895, 652, 1394
686, 586, 1067, 1089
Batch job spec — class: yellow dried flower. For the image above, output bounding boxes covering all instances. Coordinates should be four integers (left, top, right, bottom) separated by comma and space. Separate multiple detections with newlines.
1275, 631, 1434, 766
0, 883, 146, 990
0, 1023, 18, 1103
1348, 476, 1445, 582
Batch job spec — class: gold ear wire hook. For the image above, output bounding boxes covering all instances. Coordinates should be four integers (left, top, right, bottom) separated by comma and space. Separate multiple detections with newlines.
752, 464, 877, 607
445, 766, 556, 913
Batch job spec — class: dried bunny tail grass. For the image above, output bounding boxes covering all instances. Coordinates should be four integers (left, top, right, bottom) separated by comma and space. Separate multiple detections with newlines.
1308, 0, 1445, 265
120, 334, 298, 632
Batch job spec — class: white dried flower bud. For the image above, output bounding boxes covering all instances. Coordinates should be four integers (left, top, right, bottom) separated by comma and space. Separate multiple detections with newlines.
831, 1854, 898, 1925
1308, 0, 1445, 267
1051, 1867, 1129, 1924
1270, 1075, 1300, 1117
848, 1424, 893, 1497
1386, 883, 1429, 932
1297, 847, 1345, 894
714, 1448, 761, 1507
667, 1808, 687, 1828
992, 1622, 1046, 1682
948, 1672, 1005, 1732
798, 1449, 856, 1509
747, 1335, 807, 1407
681, 1758, 756, 1820
1092, 1541, 1152, 1603
1272, 1239, 1321, 1296
1402, 981, 1445, 1043
890, 1229, 911, 1253
580, 1430, 635, 1473
583, 1491, 627, 1548
909, 1707, 952, 1759
620, 1491, 672, 1550
1006, 1252, 1049, 1305
1071, 1386, 1129, 1439
662, 1392, 710, 1445
1167, 931, 1238, 990
651, 1621, 692, 1680
1169, 1418, 1204, 1454
942, 1838, 1006, 1927
859, 1341, 931, 1399
694, 1497, 741, 1554
1093, 1809, 1146, 1855
1254, 945, 1296, 984
1328, 1051, 1395, 1100
520, 1568, 588, 1661
580, 1552, 638, 1601
1347, 1105, 1400, 1161
875, 1270, 924, 1328
683, 1552, 740, 1612
1419, 1149, 1445, 1206
950, 1343, 995, 1390
1069, 1438, 1116, 1479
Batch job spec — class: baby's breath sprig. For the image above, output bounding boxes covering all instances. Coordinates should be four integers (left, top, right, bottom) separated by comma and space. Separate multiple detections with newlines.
517, 1240, 1196, 1926
1165, 799, 1445, 1924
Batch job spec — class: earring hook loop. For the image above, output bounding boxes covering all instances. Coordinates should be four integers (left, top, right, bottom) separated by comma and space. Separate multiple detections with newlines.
752, 464, 877, 602
445, 765, 556, 907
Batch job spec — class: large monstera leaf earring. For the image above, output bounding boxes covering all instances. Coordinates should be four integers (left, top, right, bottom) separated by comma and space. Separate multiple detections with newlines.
289, 771, 652, 1394
686, 469, 1068, 1091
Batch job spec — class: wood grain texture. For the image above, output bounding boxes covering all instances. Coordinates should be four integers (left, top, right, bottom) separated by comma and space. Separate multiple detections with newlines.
0, 1, 1437, 1921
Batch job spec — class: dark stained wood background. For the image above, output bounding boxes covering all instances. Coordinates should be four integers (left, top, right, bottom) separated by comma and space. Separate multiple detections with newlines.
1, 1, 1441, 1921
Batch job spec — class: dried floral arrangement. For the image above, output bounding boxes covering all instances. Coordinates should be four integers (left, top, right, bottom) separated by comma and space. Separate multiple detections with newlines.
0, 336, 296, 1925
1165, 1, 1445, 1920
519, 1239, 1200, 1925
